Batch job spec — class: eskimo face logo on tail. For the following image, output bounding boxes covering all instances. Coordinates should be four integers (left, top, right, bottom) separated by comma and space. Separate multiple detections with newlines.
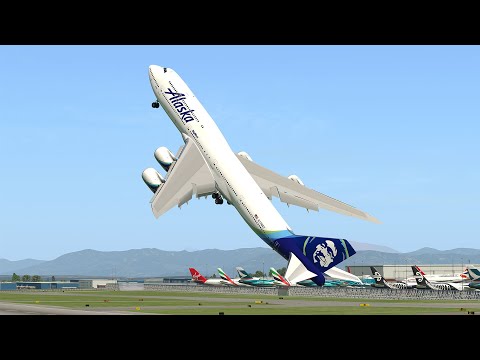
164, 88, 195, 123
312, 240, 337, 267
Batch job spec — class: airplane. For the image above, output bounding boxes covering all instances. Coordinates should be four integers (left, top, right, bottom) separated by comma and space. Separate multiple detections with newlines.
270, 266, 366, 287
143, 65, 380, 287
465, 265, 480, 290
411, 265, 465, 291
217, 268, 250, 287
270, 267, 291, 287
403, 265, 468, 284
466, 265, 480, 281
369, 266, 409, 289
188, 267, 236, 286
235, 267, 277, 287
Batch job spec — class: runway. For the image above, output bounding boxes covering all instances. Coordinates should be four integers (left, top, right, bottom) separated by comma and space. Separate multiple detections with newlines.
2, 294, 478, 315
0, 302, 145, 315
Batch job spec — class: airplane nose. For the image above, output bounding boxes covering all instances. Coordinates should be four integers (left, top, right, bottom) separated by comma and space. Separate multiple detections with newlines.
149, 65, 165, 89
149, 65, 162, 77
149, 65, 167, 75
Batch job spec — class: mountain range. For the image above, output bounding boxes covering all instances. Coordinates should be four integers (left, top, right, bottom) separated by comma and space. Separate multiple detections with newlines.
1, 242, 479, 278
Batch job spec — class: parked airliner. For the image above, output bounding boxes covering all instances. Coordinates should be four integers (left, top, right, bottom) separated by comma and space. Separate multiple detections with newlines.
234, 267, 276, 287
411, 265, 465, 291
466, 265, 480, 290
270, 267, 365, 287
143, 65, 380, 286
403, 265, 468, 284
217, 268, 250, 287
189, 267, 236, 286
369, 266, 408, 289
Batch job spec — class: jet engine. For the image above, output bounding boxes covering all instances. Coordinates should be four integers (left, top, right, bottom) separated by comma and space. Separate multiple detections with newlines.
142, 168, 165, 193
154, 147, 177, 172
288, 174, 305, 186
237, 151, 253, 161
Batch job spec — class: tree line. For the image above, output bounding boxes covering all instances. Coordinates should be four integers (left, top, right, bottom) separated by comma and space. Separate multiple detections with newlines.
10, 273, 46, 282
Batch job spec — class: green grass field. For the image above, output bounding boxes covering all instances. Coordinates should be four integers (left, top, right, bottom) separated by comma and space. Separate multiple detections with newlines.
0, 290, 478, 315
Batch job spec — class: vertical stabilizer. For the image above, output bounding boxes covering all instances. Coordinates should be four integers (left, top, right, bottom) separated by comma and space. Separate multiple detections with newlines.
467, 265, 480, 281
370, 266, 392, 288
285, 253, 319, 285
270, 267, 291, 286
189, 267, 207, 284
217, 268, 238, 286
411, 265, 429, 288
236, 267, 252, 279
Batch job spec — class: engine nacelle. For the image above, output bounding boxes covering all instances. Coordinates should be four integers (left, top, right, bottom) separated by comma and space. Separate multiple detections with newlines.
237, 151, 253, 161
288, 174, 305, 186
154, 147, 177, 172
142, 168, 165, 193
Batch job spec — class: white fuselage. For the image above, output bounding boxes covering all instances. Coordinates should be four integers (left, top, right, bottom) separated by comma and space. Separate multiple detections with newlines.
148, 65, 292, 247
404, 274, 467, 284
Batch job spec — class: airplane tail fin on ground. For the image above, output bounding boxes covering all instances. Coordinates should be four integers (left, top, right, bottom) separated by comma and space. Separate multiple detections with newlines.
217, 268, 237, 286
411, 265, 428, 288
189, 267, 207, 283
236, 267, 252, 279
370, 266, 390, 287
270, 267, 291, 286
467, 265, 480, 281
415, 265, 426, 275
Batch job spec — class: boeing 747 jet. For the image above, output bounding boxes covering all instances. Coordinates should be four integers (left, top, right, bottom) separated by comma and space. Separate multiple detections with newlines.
142, 65, 380, 286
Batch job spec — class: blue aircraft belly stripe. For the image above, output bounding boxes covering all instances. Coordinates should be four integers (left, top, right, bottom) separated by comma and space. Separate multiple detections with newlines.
256, 229, 295, 241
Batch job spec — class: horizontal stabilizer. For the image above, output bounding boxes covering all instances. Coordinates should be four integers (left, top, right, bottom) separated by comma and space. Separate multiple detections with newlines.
285, 253, 318, 285
324, 266, 362, 284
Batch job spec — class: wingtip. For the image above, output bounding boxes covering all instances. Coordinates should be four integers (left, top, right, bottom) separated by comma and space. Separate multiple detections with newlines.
364, 213, 381, 224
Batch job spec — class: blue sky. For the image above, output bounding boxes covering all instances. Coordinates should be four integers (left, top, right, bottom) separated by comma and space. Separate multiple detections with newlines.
1, 45, 479, 260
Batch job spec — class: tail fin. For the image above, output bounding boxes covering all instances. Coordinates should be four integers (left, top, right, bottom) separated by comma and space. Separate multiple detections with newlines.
189, 267, 207, 284
269, 267, 291, 286
415, 265, 426, 275
411, 265, 428, 288
217, 268, 237, 286
467, 265, 480, 281
236, 267, 252, 279
275, 234, 356, 286
370, 266, 391, 288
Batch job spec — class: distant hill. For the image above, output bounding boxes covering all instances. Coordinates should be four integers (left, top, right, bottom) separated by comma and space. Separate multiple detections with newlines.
349, 241, 399, 253
9, 248, 289, 278
0, 258, 46, 275
341, 248, 480, 267
3, 246, 480, 278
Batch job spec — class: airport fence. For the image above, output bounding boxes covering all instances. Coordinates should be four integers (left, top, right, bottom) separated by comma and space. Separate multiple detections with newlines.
105, 283, 480, 300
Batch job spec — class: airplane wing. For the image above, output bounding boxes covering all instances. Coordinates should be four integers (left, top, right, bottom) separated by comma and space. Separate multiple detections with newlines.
236, 154, 380, 224
150, 137, 216, 218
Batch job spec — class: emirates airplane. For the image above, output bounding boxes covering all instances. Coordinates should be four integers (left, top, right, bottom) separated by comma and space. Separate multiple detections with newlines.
142, 65, 380, 286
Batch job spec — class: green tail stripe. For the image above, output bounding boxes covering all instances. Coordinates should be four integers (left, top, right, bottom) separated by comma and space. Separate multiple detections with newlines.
302, 237, 310, 256
340, 239, 350, 258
